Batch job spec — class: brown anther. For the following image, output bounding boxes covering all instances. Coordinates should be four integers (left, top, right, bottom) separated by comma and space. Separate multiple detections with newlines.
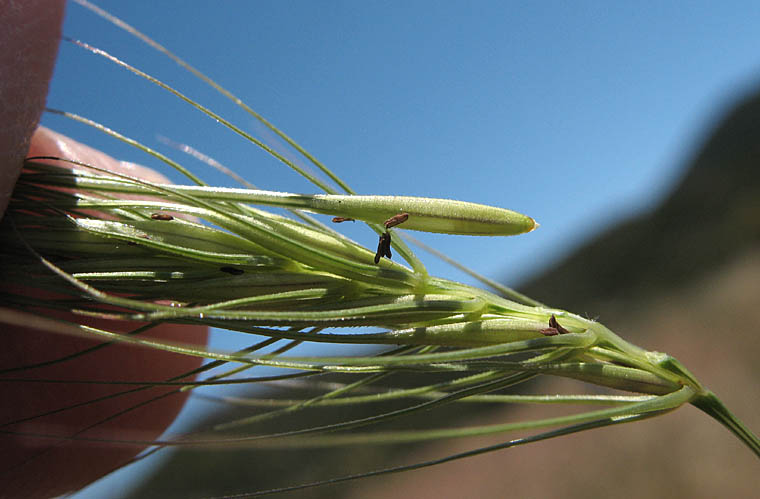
331, 217, 355, 223
539, 327, 559, 336
151, 213, 174, 221
384, 213, 409, 229
548, 315, 571, 335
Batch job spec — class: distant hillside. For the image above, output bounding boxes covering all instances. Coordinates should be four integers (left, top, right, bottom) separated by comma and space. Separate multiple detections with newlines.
128, 86, 760, 498
519, 88, 760, 316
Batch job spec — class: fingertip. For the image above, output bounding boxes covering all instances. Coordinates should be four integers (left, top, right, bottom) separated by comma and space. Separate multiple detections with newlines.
30, 127, 173, 184
0, 0, 66, 215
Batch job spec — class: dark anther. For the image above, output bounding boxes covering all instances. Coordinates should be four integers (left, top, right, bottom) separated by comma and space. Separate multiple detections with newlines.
548, 315, 571, 335
540, 315, 571, 336
331, 217, 355, 223
374, 232, 392, 264
220, 266, 244, 275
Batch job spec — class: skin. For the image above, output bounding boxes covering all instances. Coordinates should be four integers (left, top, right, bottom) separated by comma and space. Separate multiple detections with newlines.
0, 2, 208, 496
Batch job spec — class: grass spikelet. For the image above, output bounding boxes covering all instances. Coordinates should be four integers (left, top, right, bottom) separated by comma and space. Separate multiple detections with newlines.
1, 2, 757, 496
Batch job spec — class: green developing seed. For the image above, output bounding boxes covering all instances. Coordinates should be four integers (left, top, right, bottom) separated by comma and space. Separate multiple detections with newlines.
308, 195, 537, 236
382, 318, 572, 347
140, 186, 537, 236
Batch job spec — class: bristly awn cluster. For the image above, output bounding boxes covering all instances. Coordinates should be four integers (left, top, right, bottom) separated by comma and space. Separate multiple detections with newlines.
0, 1, 757, 496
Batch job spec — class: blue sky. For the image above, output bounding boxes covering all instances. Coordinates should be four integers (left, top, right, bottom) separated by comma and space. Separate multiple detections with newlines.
43, 1, 760, 496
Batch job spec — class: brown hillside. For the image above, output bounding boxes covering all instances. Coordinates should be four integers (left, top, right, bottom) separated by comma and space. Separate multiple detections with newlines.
520, 88, 760, 317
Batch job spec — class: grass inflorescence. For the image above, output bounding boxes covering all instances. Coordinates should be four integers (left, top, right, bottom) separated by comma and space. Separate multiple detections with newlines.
1, 1, 757, 495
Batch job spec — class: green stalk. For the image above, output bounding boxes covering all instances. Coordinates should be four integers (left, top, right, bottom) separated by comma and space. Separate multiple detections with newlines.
692, 391, 760, 458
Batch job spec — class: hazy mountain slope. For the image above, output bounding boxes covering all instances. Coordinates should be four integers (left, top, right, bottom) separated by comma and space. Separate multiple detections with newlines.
519, 88, 760, 316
